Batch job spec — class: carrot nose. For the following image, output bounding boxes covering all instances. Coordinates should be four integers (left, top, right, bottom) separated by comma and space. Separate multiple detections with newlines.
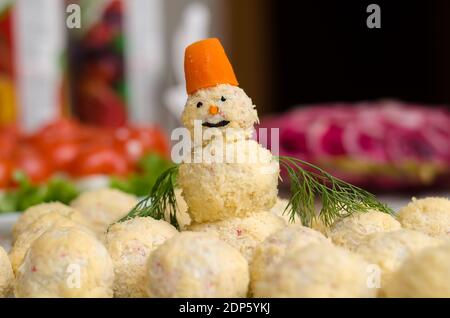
209, 105, 219, 115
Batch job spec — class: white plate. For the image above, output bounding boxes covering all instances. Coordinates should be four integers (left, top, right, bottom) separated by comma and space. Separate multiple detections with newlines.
0, 213, 20, 251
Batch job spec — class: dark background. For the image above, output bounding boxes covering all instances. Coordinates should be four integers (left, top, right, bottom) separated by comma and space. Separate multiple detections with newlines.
231, 0, 450, 114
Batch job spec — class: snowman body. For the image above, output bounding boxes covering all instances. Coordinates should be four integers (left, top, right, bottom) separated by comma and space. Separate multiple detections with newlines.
179, 137, 279, 223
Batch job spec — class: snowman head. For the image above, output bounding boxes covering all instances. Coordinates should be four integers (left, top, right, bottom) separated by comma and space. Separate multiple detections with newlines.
182, 84, 258, 136
182, 38, 258, 139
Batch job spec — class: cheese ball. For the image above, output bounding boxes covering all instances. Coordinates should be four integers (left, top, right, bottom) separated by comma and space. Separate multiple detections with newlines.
311, 218, 330, 236
182, 84, 259, 142
354, 229, 444, 288
188, 212, 286, 261
328, 210, 401, 251
12, 202, 86, 243
9, 212, 89, 274
105, 217, 178, 297
70, 188, 138, 235
383, 243, 450, 297
179, 139, 279, 223
253, 243, 376, 298
15, 227, 114, 298
397, 197, 450, 238
0, 246, 14, 297
146, 232, 249, 298
270, 198, 302, 224
250, 225, 330, 291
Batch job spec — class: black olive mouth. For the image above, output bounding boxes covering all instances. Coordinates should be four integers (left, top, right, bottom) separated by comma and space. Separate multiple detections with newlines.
202, 120, 230, 128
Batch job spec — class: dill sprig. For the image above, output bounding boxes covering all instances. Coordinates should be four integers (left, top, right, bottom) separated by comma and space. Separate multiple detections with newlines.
117, 155, 392, 231
117, 166, 180, 229
278, 156, 393, 227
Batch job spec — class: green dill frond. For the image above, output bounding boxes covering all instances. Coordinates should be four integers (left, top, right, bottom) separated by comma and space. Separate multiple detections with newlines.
117, 166, 180, 229
278, 156, 393, 227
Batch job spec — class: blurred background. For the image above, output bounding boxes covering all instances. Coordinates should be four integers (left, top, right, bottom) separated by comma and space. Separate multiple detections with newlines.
0, 0, 449, 210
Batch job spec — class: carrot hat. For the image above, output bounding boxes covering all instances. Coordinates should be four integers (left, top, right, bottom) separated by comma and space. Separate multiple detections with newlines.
184, 38, 239, 95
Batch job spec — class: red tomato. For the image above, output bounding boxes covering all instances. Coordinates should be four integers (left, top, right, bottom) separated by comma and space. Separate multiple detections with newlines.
14, 147, 52, 183
0, 133, 16, 159
71, 145, 130, 177
0, 159, 13, 188
136, 126, 170, 155
114, 126, 170, 163
82, 126, 115, 146
0, 125, 19, 159
33, 118, 81, 144
37, 140, 80, 171
114, 127, 144, 163
31, 119, 83, 172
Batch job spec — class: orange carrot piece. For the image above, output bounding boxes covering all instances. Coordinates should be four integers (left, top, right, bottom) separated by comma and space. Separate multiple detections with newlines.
184, 38, 239, 94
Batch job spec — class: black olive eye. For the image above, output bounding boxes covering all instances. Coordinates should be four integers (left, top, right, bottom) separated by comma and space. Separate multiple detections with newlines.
196, 102, 203, 108
221, 96, 226, 102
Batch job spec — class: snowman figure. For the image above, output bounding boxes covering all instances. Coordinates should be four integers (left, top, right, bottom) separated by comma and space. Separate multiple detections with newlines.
178, 38, 279, 223
120, 38, 392, 231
